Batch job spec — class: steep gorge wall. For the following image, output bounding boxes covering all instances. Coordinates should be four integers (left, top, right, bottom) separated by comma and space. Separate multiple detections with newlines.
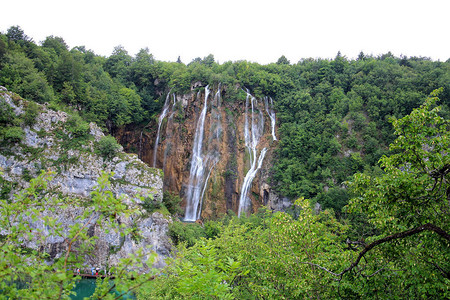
117, 84, 290, 220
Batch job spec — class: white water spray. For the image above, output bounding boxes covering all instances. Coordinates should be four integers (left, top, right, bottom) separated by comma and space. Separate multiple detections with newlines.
138, 130, 143, 159
238, 92, 267, 216
153, 92, 172, 167
265, 96, 277, 141
184, 86, 211, 221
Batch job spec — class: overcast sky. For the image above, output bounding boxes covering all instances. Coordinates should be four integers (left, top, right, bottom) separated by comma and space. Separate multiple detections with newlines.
1, 0, 449, 64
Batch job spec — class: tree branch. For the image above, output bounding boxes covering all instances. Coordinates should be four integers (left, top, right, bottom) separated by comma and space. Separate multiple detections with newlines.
299, 262, 342, 277
341, 223, 450, 276
308, 223, 450, 279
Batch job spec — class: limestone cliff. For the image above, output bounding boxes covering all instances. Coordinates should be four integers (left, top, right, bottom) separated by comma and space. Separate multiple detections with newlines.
117, 84, 291, 220
0, 86, 170, 270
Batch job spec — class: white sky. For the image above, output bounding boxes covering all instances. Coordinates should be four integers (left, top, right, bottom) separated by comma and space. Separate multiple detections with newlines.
1, 0, 449, 64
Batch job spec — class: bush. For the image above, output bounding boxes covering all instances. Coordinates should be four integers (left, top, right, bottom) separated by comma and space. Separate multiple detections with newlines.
203, 220, 222, 239
168, 221, 206, 247
162, 191, 182, 215
0, 100, 15, 125
4, 126, 24, 143
66, 114, 89, 137
23, 101, 39, 126
96, 135, 121, 159
0, 177, 15, 199
141, 195, 162, 213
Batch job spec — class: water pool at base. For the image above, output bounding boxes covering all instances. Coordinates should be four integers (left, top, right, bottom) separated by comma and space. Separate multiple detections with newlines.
71, 278, 135, 299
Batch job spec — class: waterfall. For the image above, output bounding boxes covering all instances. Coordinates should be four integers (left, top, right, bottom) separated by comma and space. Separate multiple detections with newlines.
184, 86, 211, 221
198, 157, 218, 218
138, 130, 143, 160
212, 87, 222, 140
163, 94, 176, 172
264, 96, 277, 141
153, 92, 172, 167
238, 92, 267, 217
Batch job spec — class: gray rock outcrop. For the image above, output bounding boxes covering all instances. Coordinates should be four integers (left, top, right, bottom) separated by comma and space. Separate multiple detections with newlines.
0, 87, 171, 272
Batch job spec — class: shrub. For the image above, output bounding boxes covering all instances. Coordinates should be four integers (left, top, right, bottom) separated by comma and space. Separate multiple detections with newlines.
203, 220, 222, 239
66, 114, 89, 137
168, 221, 206, 247
162, 191, 182, 215
96, 135, 121, 159
4, 126, 24, 143
23, 101, 39, 126
0, 177, 16, 200
141, 195, 162, 213
0, 100, 15, 125
22, 168, 32, 182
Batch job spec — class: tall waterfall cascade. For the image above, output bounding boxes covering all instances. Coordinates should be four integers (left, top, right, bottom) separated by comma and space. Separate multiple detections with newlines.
153, 92, 172, 167
196, 87, 222, 219
265, 96, 277, 141
184, 86, 213, 221
151, 85, 277, 220
238, 92, 268, 217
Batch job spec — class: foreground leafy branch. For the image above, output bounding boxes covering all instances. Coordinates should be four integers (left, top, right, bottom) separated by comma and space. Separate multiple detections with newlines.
306, 222, 450, 279
0, 171, 160, 299
333, 90, 450, 295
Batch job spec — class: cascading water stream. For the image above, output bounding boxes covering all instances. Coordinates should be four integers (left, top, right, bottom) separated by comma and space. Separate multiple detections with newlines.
138, 130, 143, 160
153, 92, 172, 167
184, 86, 211, 221
238, 92, 267, 217
197, 157, 218, 219
265, 96, 277, 141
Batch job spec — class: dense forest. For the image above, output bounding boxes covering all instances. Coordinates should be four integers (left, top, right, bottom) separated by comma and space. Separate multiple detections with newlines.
0, 25, 449, 298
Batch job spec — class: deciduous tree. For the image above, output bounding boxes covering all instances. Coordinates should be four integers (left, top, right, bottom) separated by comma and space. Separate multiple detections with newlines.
342, 89, 450, 297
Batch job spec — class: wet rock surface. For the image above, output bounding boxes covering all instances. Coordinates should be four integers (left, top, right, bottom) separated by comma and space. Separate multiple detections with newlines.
116, 85, 288, 219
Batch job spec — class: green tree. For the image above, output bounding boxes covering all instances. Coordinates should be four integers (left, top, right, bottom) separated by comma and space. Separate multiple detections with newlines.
0, 36, 6, 63
54, 51, 82, 93
142, 200, 348, 299
41, 35, 68, 56
118, 87, 145, 123
202, 54, 215, 67
276, 55, 290, 65
104, 45, 132, 82
23, 101, 40, 126
162, 191, 183, 215
6, 25, 32, 44
343, 89, 450, 297
3, 126, 24, 143
0, 52, 55, 103
95, 135, 122, 158
139, 240, 246, 299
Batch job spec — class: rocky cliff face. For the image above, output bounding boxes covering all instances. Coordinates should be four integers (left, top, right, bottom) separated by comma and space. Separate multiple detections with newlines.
117, 84, 291, 220
0, 86, 170, 271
